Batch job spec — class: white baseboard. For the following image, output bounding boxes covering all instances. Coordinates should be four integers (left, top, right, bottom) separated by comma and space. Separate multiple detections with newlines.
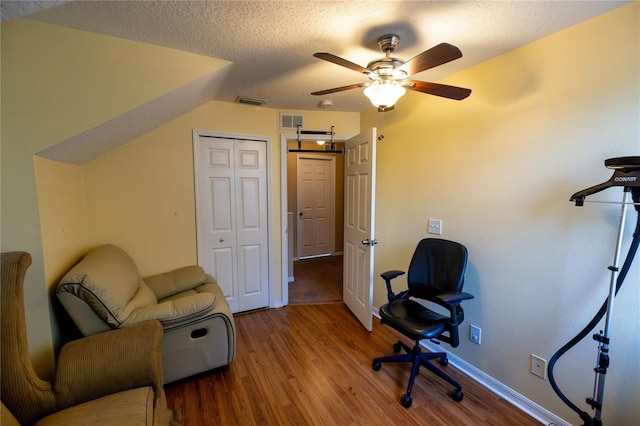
288, 276, 295, 283
372, 308, 569, 426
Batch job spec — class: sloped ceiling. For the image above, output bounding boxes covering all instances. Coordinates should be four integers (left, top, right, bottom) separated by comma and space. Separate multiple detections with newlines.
1, 0, 630, 163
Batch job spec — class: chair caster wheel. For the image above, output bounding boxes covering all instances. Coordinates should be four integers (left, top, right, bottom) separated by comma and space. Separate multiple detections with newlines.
372, 361, 381, 371
451, 388, 463, 402
393, 342, 402, 353
400, 394, 412, 408
439, 356, 449, 366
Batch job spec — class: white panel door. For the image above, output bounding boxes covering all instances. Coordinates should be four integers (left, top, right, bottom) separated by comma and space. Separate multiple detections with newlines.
196, 136, 269, 313
297, 155, 335, 258
343, 128, 376, 331
235, 142, 269, 312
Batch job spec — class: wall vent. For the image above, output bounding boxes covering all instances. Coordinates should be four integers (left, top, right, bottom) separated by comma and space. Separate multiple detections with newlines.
280, 113, 304, 129
236, 96, 266, 106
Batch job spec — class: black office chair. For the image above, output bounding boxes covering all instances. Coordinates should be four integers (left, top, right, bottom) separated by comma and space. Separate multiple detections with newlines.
372, 238, 474, 408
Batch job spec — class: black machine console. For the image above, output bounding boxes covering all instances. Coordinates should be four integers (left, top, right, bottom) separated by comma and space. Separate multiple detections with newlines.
570, 156, 640, 206
551, 155, 640, 426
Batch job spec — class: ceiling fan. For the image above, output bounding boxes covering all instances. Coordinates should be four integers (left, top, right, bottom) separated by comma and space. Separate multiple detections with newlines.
311, 34, 471, 112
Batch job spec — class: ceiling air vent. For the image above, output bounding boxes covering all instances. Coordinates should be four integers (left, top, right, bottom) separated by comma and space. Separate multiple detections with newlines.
280, 113, 304, 129
235, 96, 266, 106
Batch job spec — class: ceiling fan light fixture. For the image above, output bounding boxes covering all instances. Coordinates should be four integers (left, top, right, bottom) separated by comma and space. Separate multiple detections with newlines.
364, 82, 406, 109
312, 35, 470, 105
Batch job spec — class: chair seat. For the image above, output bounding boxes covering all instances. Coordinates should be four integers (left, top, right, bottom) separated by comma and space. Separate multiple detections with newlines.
380, 299, 449, 341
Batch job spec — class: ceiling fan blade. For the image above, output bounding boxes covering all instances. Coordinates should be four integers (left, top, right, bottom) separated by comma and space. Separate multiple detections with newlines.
313, 53, 370, 74
311, 83, 367, 96
398, 43, 463, 76
407, 80, 472, 100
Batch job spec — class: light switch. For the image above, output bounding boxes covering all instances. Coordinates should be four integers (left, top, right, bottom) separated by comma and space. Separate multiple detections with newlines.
428, 219, 442, 235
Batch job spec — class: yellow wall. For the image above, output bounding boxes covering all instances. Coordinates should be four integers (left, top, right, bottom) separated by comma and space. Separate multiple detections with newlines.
1, 18, 230, 377
34, 157, 88, 285
82, 101, 278, 275
33, 157, 89, 351
2, 19, 227, 147
362, 3, 639, 424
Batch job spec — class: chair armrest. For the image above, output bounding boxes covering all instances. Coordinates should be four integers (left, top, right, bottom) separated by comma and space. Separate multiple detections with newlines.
380, 270, 406, 302
122, 292, 216, 326
437, 291, 474, 306
53, 321, 165, 410
380, 270, 405, 281
437, 291, 475, 342
144, 265, 208, 300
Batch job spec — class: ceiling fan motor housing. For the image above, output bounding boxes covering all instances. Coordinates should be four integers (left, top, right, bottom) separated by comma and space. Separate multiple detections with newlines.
377, 34, 401, 53
367, 34, 407, 81
367, 58, 404, 76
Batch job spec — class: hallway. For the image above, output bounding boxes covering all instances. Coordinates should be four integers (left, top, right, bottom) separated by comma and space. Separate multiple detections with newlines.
288, 255, 343, 304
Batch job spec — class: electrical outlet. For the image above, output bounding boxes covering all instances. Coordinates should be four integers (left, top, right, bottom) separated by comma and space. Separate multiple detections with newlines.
428, 219, 443, 235
469, 324, 481, 344
531, 354, 547, 379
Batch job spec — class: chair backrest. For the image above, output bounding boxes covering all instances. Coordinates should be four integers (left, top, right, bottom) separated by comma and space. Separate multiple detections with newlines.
407, 238, 468, 299
1, 252, 57, 425
57, 244, 154, 329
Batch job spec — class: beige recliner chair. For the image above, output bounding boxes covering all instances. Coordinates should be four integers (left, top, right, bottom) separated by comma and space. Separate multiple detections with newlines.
56, 244, 236, 384
1, 251, 180, 426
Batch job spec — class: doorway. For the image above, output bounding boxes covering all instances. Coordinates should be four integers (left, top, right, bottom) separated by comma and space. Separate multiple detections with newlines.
280, 129, 377, 329
286, 139, 344, 304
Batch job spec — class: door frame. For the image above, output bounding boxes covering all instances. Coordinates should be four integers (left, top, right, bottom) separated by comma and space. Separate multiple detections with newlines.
193, 129, 275, 309
296, 153, 336, 259
280, 133, 348, 307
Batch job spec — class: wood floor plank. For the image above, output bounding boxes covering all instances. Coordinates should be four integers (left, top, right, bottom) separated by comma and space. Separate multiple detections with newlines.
165, 303, 540, 425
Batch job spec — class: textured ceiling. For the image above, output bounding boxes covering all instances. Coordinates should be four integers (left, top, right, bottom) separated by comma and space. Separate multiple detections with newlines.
6, 0, 629, 113
1, 1, 630, 163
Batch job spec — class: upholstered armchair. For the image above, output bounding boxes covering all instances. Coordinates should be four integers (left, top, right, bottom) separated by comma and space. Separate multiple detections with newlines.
56, 244, 236, 383
1, 251, 180, 425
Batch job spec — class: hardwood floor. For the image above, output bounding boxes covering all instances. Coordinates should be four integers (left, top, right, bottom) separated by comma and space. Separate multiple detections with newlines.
165, 303, 539, 425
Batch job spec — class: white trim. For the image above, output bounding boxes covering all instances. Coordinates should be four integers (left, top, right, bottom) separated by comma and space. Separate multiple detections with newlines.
371, 308, 570, 426
193, 129, 274, 311
280, 135, 289, 307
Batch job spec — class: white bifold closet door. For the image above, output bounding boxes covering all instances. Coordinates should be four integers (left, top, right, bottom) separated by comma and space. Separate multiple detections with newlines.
195, 136, 269, 313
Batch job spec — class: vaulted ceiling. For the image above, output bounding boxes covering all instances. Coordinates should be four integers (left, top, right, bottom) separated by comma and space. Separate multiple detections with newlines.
1, 1, 629, 163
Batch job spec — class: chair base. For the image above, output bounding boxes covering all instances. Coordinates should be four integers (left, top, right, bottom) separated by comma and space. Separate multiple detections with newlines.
372, 340, 463, 408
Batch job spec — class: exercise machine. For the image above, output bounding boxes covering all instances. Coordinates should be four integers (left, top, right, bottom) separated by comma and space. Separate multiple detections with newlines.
548, 156, 640, 426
